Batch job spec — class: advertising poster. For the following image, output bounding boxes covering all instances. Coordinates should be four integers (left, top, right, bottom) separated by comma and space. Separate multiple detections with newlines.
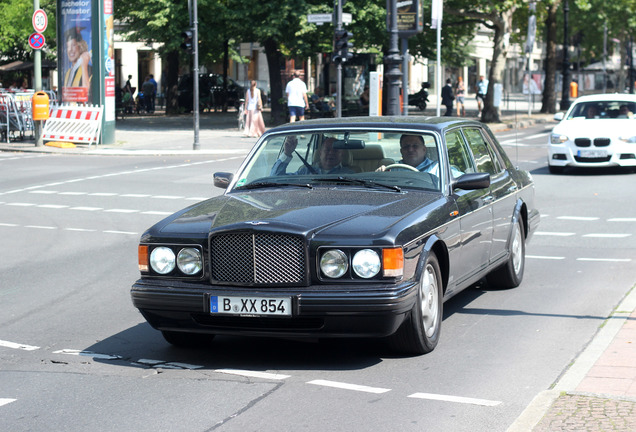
104, 0, 115, 121
59, 0, 92, 103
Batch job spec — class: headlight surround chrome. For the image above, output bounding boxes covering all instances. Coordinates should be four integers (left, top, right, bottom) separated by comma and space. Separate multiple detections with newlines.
320, 249, 349, 278
177, 247, 203, 275
550, 133, 569, 144
149, 247, 176, 274
352, 249, 381, 279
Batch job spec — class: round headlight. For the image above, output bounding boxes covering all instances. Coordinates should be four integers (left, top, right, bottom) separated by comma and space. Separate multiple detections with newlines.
150, 247, 176, 274
320, 249, 348, 278
177, 248, 203, 275
352, 249, 381, 279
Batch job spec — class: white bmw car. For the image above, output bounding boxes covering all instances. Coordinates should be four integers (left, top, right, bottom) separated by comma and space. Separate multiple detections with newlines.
548, 94, 636, 173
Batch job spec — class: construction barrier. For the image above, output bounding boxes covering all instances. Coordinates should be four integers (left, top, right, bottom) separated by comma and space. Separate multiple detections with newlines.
42, 104, 103, 146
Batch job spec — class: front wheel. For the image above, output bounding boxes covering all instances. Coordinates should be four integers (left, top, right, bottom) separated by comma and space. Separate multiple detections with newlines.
417, 101, 427, 111
390, 252, 443, 355
487, 218, 525, 289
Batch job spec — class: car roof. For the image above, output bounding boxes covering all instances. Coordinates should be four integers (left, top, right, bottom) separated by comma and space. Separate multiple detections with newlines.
570, 93, 636, 104
269, 116, 484, 134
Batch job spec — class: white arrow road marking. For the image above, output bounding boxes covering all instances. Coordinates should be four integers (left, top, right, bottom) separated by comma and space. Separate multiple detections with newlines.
215, 369, 290, 380
0, 340, 40, 351
307, 379, 391, 394
0, 398, 17, 407
408, 392, 501, 406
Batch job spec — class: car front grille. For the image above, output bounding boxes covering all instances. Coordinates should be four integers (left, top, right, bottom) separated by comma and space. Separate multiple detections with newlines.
574, 138, 611, 147
210, 232, 306, 285
594, 138, 610, 147
575, 138, 591, 147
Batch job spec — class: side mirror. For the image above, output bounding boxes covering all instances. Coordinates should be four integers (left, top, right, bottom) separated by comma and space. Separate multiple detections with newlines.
553, 112, 564, 121
453, 172, 490, 191
213, 172, 233, 189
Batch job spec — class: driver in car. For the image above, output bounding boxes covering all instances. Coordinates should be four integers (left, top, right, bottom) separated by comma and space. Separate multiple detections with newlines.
377, 134, 439, 175
271, 136, 355, 175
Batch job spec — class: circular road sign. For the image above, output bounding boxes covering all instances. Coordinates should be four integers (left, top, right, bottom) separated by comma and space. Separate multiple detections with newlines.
33, 9, 48, 33
28, 32, 46, 50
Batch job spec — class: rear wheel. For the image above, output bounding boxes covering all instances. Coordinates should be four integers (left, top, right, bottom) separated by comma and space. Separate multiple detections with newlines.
417, 101, 427, 111
161, 331, 215, 348
487, 218, 525, 289
390, 252, 443, 355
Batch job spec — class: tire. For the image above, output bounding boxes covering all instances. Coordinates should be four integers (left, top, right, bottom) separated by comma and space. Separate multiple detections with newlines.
548, 164, 564, 174
487, 218, 525, 289
390, 252, 443, 355
417, 101, 427, 111
161, 331, 215, 348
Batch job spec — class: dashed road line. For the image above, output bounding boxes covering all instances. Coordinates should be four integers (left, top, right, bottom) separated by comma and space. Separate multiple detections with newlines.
576, 258, 632, 262
215, 369, 291, 380
527, 255, 565, 260
583, 233, 632, 238
0, 339, 40, 351
535, 232, 576, 237
0, 223, 137, 236
556, 216, 599, 221
0, 398, 17, 407
307, 379, 391, 394
408, 392, 502, 406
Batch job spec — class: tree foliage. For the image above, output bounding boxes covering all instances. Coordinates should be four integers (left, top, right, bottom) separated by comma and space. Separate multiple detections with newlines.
0, 0, 57, 62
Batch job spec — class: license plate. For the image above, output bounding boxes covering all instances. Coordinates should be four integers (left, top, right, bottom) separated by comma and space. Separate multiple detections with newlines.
577, 149, 607, 158
210, 295, 292, 316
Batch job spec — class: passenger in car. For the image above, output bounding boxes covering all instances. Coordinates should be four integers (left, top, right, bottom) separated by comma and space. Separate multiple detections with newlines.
618, 104, 634, 118
585, 105, 600, 119
271, 136, 355, 175
377, 134, 439, 175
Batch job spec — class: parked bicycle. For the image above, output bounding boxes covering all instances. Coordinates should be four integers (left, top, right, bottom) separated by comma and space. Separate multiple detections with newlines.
237, 98, 246, 131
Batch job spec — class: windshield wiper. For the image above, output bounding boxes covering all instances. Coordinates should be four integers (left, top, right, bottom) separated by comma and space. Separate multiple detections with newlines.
313, 176, 402, 192
235, 181, 313, 190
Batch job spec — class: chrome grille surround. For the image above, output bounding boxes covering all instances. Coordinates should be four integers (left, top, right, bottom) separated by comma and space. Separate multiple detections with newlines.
210, 232, 306, 285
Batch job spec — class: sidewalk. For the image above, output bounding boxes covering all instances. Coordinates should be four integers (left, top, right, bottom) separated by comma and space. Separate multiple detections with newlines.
508, 286, 636, 431
0, 92, 555, 156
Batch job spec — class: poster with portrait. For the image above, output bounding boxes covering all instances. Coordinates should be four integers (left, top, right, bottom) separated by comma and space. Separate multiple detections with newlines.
59, 0, 92, 103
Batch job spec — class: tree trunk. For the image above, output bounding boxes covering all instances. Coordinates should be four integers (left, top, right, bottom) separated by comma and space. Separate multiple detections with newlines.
263, 37, 286, 125
482, 9, 514, 123
164, 50, 180, 115
541, 1, 559, 114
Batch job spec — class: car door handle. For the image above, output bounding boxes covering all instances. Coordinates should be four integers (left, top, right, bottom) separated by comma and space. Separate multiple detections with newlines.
507, 185, 518, 193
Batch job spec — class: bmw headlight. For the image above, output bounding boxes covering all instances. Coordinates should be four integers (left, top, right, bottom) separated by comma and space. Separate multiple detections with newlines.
550, 133, 568, 144
149, 247, 176, 274
352, 249, 381, 279
619, 135, 636, 143
320, 249, 348, 278
177, 248, 203, 275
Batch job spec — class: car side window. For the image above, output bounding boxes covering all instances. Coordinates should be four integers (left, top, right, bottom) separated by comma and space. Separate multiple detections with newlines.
445, 130, 475, 179
462, 128, 498, 175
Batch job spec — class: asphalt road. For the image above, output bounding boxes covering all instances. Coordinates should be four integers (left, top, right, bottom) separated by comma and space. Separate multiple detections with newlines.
1, 125, 634, 431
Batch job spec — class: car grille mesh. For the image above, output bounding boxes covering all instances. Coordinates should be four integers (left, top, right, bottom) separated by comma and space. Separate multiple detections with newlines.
594, 138, 610, 147
210, 233, 305, 285
574, 138, 611, 147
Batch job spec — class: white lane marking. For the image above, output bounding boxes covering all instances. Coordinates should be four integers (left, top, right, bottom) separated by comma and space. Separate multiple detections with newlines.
6, 202, 36, 207
103, 230, 138, 235
24, 225, 56, 230
38, 204, 68, 209
0, 398, 17, 407
121, 194, 150, 198
52, 349, 122, 360
307, 379, 391, 394
583, 233, 631, 238
104, 209, 139, 213
88, 192, 117, 196
577, 258, 632, 262
64, 228, 97, 232
59, 191, 87, 196
0, 223, 19, 227
152, 195, 183, 200
28, 190, 58, 194
609, 217, 636, 222
141, 211, 172, 215
408, 392, 501, 406
527, 255, 566, 260
524, 132, 550, 140
70, 206, 103, 211
185, 197, 208, 201
534, 231, 576, 237
556, 216, 599, 221
0, 340, 40, 351
215, 369, 291, 380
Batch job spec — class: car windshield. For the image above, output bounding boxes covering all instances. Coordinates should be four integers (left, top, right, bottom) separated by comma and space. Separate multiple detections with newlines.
232, 130, 442, 193
567, 101, 636, 120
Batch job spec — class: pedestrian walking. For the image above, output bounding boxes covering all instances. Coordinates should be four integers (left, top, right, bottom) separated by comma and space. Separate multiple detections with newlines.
476, 75, 488, 115
148, 74, 157, 113
455, 76, 466, 117
441, 78, 454, 117
244, 80, 266, 138
285, 71, 309, 122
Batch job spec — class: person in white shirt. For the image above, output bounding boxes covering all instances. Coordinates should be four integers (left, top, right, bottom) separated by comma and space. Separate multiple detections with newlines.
285, 71, 309, 122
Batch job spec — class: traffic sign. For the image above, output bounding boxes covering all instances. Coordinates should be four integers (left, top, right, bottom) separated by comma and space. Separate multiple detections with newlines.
32, 9, 48, 33
28, 32, 45, 50
307, 13, 352, 25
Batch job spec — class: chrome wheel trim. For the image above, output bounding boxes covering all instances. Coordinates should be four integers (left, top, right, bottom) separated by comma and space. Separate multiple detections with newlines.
420, 262, 440, 338
511, 222, 523, 276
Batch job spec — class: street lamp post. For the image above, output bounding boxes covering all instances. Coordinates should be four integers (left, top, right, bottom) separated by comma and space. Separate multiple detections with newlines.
560, 0, 571, 111
385, 0, 402, 116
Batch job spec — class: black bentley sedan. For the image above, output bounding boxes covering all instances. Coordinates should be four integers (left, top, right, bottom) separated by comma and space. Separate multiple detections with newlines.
131, 117, 540, 355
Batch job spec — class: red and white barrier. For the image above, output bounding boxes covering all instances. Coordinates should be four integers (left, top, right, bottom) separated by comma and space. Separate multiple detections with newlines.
42, 105, 103, 146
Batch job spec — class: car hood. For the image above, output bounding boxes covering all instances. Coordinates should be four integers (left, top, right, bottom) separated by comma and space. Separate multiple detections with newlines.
554, 118, 636, 138
149, 188, 443, 242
